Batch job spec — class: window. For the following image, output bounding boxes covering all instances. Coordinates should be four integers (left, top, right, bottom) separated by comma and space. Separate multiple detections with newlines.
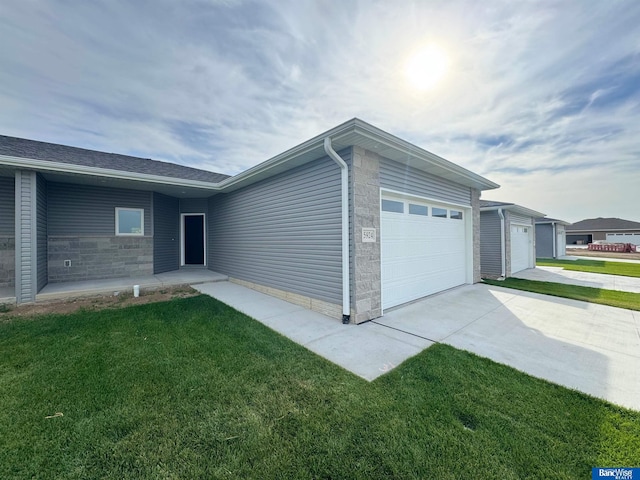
409, 204, 428, 216
382, 199, 404, 213
450, 210, 463, 220
432, 207, 447, 218
116, 208, 144, 235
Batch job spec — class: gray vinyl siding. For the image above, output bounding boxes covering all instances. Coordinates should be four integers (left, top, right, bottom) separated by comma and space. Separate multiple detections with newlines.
508, 213, 533, 225
15, 171, 37, 303
0, 176, 14, 235
380, 157, 472, 205
47, 183, 152, 236
480, 210, 503, 277
153, 193, 179, 274
208, 154, 343, 305
36, 174, 47, 292
535, 224, 554, 258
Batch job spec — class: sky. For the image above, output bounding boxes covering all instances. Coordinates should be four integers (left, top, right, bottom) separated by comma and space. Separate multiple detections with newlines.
1, 0, 639, 223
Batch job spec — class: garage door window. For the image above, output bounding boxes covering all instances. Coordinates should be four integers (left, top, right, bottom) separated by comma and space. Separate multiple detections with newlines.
382, 199, 404, 213
432, 207, 447, 218
409, 204, 428, 216
450, 210, 463, 220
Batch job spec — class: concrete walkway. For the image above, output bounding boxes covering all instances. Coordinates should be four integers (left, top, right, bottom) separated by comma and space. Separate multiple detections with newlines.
195, 281, 640, 411
513, 266, 640, 293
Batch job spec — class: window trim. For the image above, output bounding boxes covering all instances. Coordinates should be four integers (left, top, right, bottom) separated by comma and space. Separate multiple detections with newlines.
115, 207, 144, 236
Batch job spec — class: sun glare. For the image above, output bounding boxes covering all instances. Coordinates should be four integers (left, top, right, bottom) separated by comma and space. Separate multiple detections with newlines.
404, 44, 450, 91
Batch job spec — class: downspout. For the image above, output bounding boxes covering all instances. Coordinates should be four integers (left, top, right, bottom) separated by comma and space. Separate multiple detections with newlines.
323, 137, 351, 324
498, 208, 506, 279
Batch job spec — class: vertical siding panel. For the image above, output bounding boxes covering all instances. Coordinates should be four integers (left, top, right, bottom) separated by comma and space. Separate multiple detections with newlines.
380, 157, 472, 205
36, 174, 48, 291
208, 154, 345, 305
153, 193, 180, 273
480, 210, 503, 277
535, 224, 554, 258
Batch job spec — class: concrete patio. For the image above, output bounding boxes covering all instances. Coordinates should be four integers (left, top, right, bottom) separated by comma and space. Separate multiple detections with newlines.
0, 269, 228, 305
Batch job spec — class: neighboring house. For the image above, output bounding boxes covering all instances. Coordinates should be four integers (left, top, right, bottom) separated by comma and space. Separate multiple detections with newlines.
0, 118, 498, 322
535, 217, 570, 258
566, 217, 640, 245
479, 200, 545, 278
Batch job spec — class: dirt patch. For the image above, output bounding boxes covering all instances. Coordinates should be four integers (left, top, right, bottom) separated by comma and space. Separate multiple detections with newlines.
565, 249, 640, 261
0, 285, 200, 319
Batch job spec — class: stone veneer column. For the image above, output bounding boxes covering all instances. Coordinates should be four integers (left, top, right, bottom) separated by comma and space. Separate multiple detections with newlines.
504, 211, 513, 277
471, 188, 482, 283
14, 171, 38, 304
350, 147, 382, 323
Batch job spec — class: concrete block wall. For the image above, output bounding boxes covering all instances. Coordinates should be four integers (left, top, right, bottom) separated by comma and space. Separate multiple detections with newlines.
48, 236, 153, 283
0, 236, 15, 287
351, 147, 382, 323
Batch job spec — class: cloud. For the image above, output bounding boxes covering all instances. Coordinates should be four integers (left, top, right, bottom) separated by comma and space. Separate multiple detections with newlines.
0, 0, 639, 220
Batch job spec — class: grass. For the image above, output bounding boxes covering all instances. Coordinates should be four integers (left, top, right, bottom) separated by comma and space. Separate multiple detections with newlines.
537, 258, 640, 277
483, 278, 640, 311
1, 296, 639, 479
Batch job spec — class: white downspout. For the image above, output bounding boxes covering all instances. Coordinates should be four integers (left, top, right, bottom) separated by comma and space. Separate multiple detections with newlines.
498, 208, 506, 279
323, 137, 351, 324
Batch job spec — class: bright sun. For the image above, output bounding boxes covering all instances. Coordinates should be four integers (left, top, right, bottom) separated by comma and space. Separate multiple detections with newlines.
404, 44, 450, 91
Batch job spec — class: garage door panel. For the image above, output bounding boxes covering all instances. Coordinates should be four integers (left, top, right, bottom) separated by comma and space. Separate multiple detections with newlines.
381, 197, 468, 309
510, 225, 532, 274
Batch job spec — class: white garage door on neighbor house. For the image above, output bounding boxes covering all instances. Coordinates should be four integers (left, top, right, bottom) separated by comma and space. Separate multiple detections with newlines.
606, 233, 640, 245
510, 224, 533, 274
380, 194, 469, 310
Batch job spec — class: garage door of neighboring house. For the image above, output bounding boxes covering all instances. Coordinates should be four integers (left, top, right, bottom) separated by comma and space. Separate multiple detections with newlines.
556, 226, 566, 257
606, 233, 640, 245
511, 224, 533, 274
381, 194, 469, 310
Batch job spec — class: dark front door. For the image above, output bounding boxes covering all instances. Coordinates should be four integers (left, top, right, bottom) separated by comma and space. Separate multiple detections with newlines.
184, 215, 204, 265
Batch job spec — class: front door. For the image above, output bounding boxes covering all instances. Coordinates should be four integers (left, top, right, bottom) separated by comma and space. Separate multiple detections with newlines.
183, 214, 205, 265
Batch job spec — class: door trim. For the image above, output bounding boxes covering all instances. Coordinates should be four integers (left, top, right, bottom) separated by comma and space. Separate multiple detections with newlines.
180, 213, 206, 266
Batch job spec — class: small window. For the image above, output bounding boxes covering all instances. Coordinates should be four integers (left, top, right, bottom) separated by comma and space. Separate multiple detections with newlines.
409, 204, 428, 216
450, 210, 463, 220
382, 199, 404, 213
116, 208, 144, 236
432, 207, 447, 218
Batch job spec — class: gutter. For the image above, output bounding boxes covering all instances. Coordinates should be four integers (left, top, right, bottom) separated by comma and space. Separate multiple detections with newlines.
323, 137, 351, 324
498, 208, 506, 279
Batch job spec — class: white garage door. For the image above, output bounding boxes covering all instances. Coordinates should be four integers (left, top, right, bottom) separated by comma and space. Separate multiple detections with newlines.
381, 195, 468, 310
556, 226, 566, 257
511, 224, 532, 274
606, 233, 640, 245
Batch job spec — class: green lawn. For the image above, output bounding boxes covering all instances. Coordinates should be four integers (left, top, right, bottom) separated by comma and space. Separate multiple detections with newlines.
537, 258, 640, 277
483, 278, 640, 311
1, 296, 639, 479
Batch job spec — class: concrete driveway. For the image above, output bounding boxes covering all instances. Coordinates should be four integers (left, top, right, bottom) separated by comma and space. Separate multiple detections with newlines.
376, 284, 640, 411
513, 266, 640, 293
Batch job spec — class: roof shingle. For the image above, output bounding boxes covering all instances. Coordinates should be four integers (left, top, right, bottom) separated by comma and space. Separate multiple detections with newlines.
566, 217, 640, 231
0, 135, 229, 183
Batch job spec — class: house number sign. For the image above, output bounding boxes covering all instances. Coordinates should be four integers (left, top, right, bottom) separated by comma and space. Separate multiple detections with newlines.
362, 228, 376, 243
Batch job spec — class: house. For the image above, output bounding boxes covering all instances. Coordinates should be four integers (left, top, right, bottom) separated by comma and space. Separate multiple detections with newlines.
535, 217, 570, 258
566, 217, 640, 245
479, 200, 545, 278
0, 118, 499, 322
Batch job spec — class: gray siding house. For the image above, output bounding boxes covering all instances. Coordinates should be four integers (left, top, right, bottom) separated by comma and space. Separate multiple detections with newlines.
565, 217, 640, 245
480, 200, 545, 278
0, 118, 498, 322
535, 217, 570, 258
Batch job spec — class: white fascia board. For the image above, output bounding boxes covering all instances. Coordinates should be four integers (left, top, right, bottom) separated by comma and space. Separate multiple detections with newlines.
0, 154, 222, 191
481, 204, 546, 218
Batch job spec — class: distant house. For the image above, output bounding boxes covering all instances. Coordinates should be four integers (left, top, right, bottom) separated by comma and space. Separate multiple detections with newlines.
535, 218, 570, 258
566, 218, 640, 245
479, 200, 545, 278
0, 118, 500, 322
